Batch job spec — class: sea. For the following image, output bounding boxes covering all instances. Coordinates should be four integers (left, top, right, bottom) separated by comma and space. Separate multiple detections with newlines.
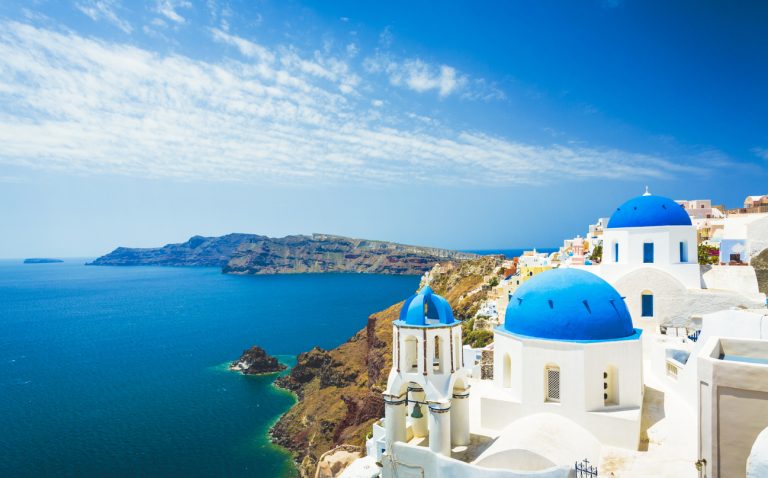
0, 260, 419, 477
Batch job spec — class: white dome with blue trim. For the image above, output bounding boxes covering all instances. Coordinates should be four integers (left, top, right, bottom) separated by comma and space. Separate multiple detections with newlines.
398, 286, 458, 327
503, 269, 639, 342
607, 193, 691, 228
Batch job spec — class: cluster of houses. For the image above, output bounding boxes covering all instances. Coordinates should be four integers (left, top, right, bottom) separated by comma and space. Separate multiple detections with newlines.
340, 190, 768, 478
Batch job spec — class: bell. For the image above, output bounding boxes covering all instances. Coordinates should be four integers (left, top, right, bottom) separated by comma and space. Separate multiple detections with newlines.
411, 402, 423, 419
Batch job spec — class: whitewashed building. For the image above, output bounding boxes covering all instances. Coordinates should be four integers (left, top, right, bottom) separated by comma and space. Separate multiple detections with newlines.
575, 191, 765, 331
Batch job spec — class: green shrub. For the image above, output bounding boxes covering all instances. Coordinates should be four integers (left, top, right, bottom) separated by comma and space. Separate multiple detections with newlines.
589, 244, 602, 263
698, 244, 719, 265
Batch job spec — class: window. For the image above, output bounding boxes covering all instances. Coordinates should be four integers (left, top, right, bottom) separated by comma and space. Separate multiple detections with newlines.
502, 353, 512, 388
404, 336, 418, 371
666, 362, 678, 379
432, 336, 443, 374
613, 242, 619, 262
545, 365, 560, 402
679, 241, 688, 263
643, 242, 654, 263
604, 366, 618, 406
641, 292, 653, 317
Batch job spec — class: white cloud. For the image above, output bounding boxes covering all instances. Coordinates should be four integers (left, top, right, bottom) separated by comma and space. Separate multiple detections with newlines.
0, 21, 702, 187
76, 0, 133, 33
155, 0, 192, 24
364, 55, 469, 98
210, 28, 274, 63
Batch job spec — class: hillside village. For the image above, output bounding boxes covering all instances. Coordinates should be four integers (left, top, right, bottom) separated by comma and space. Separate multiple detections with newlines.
297, 191, 768, 478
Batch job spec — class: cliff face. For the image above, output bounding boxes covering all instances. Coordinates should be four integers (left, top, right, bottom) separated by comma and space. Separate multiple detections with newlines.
88, 233, 262, 267
752, 248, 768, 293
89, 233, 476, 275
269, 256, 503, 477
223, 234, 477, 275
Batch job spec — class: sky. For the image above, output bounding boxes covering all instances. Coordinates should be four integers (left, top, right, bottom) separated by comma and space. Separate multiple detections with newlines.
0, 0, 766, 258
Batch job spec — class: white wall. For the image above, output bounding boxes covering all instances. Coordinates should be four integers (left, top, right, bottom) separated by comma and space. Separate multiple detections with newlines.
487, 330, 643, 449
697, 337, 768, 478
701, 265, 764, 301
382, 442, 570, 478
611, 267, 688, 331
601, 225, 700, 289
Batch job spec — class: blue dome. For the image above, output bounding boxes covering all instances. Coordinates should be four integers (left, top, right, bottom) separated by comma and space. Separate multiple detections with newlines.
398, 286, 457, 327
607, 194, 691, 228
503, 269, 638, 342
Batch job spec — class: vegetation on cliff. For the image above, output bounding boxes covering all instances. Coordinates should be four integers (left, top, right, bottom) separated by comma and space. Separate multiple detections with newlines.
269, 255, 503, 476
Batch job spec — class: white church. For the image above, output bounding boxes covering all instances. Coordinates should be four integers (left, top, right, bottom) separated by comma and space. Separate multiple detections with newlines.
340, 192, 768, 478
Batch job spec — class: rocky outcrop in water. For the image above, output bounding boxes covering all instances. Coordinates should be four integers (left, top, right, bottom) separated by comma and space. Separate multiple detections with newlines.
269, 255, 503, 477
24, 258, 63, 264
230, 346, 286, 375
89, 233, 476, 275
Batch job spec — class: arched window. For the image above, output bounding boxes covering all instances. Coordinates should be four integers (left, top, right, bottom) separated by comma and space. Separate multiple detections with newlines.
404, 336, 418, 371
503, 353, 512, 388
679, 241, 688, 263
641, 291, 653, 317
643, 242, 654, 263
545, 364, 560, 403
432, 335, 443, 374
604, 365, 618, 406
613, 242, 619, 262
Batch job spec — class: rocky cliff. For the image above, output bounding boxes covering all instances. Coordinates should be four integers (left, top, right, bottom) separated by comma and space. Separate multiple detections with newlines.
223, 234, 477, 275
752, 248, 768, 293
88, 233, 261, 267
90, 233, 477, 275
269, 256, 503, 477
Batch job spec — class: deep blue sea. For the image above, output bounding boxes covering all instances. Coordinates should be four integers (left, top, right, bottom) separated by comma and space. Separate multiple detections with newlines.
0, 260, 419, 477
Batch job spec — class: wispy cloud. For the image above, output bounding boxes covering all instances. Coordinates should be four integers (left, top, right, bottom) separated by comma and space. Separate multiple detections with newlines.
154, 0, 192, 24
210, 28, 274, 63
753, 147, 768, 161
76, 0, 133, 33
0, 21, 702, 187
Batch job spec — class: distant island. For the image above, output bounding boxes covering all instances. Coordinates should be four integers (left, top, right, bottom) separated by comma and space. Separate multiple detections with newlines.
23, 258, 63, 264
87, 233, 478, 275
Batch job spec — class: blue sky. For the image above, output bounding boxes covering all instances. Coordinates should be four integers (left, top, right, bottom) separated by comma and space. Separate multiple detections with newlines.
0, 0, 766, 257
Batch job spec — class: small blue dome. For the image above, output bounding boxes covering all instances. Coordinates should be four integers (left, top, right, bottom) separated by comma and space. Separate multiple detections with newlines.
398, 286, 457, 327
503, 269, 638, 341
607, 194, 691, 228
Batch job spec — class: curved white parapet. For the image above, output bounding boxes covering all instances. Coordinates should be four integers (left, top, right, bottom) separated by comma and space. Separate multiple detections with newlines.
747, 426, 768, 477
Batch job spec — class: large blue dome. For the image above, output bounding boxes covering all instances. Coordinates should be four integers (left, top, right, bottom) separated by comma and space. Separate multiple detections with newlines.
502, 269, 638, 342
397, 286, 457, 327
607, 194, 691, 228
